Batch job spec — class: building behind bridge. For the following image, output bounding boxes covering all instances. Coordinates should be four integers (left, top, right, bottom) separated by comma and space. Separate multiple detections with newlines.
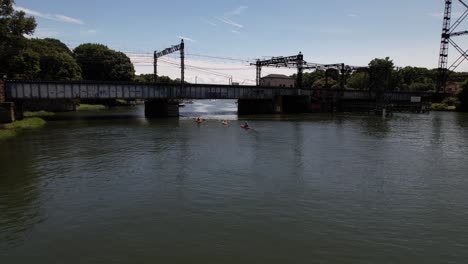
260, 74, 295, 88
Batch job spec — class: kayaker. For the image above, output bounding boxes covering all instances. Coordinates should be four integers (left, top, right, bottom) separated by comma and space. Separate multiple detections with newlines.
243, 121, 249, 128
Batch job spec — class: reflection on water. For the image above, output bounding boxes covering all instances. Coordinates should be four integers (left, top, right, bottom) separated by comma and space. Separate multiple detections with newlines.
1, 102, 468, 263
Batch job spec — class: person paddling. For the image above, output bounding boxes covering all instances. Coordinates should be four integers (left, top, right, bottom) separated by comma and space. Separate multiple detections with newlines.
243, 121, 249, 128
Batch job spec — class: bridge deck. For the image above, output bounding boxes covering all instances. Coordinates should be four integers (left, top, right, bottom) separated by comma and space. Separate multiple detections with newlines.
5, 80, 437, 101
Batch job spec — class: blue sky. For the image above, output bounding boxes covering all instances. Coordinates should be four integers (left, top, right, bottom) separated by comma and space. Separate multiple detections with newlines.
13, 0, 468, 84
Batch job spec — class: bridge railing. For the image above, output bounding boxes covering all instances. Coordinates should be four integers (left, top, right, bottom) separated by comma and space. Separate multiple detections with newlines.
5, 80, 444, 102
5, 80, 305, 100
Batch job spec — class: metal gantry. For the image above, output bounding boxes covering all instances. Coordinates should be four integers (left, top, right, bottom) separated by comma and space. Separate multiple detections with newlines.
437, 0, 468, 92
251, 53, 305, 88
251, 53, 365, 89
154, 40, 185, 85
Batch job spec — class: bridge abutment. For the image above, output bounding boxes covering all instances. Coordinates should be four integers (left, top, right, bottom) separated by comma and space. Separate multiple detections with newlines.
145, 99, 179, 118
0, 80, 19, 124
0, 102, 16, 123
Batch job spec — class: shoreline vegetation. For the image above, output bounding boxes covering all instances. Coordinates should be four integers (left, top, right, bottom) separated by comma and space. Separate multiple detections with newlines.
0, 117, 46, 140
431, 96, 461, 111
77, 104, 107, 111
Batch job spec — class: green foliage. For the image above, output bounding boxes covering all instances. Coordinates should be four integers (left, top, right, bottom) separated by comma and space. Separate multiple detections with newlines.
26, 38, 82, 80
134, 74, 154, 83
74, 44, 135, 81
313, 77, 337, 89
368, 57, 394, 91
1, 117, 46, 140
4, 117, 46, 129
408, 82, 435, 92
347, 72, 369, 90
24, 111, 55, 117
10, 48, 40, 78
39, 51, 82, 80
0, 0, 37, 77
431, 103, 449, 111
77, 104, 107, 111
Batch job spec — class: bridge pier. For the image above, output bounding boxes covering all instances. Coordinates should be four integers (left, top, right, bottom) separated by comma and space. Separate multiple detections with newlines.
0, 80, 19, 124
238, 99, 275, 115
145, 99, 179, 118
281, 96, 309, 113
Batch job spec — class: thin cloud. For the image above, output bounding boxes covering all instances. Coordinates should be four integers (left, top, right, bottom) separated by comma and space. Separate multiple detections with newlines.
201, 18, 217, 27
14, 5, 84, 25
318, 28, 353, 35
177, 35, 196, 42
347, 13, 359, 18
226, 6, 248, 17
216, 17, 244, 28
231, 30, 240, 34
80, 29, 97, 36
31, 28, 61, 38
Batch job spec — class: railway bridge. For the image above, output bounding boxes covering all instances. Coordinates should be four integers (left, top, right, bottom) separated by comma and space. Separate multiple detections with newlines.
0, 80, 437, 123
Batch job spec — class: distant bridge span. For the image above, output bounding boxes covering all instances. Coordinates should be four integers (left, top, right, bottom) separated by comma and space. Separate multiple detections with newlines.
0, 80, 441, 121
4, 80, 435, 101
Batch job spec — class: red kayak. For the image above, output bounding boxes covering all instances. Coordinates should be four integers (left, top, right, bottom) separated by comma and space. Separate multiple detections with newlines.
194, 118, 206, 123
240, 125, 250, 130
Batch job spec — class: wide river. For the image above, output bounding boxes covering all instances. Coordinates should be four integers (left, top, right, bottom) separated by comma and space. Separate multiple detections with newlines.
1, 100, 468, 263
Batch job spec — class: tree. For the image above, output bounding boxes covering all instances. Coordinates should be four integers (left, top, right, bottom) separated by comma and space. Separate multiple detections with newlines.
10, 48, 40, 79
368, 57, 394, 92
347, 72, 369, 90
74, 44, 135, 81
28, 38, 81, 80
0, 0, 37, 78
312, 78, 337, 89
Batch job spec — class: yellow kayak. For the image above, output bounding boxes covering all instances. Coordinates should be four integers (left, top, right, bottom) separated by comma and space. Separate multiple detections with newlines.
222, 121, 229, 126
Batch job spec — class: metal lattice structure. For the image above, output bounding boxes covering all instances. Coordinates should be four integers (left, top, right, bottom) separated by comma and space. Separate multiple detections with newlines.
251, 54, 366, 89
437, 0, 468, 92
251, 53, 304, 88
154, 40, 185, 85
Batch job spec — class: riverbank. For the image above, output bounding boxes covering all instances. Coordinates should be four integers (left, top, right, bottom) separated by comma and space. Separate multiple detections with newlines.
77, 104, 107, 111
0, 117, 46, 140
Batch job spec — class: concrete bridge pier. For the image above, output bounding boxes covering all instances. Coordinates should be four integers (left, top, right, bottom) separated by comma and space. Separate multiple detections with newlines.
0, 80, 19, 123
145, 99, 179, 118
238, 99, 275, 115
281, 96, 310, 113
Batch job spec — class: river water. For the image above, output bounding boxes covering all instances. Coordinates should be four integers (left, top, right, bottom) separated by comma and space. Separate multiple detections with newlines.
1, 100, 468, 263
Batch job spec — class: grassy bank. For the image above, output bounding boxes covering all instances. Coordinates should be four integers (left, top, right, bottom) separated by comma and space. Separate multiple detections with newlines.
431, 97, 460, 112
77, 104, 107, 111
24, 111, 56, 117
0, 117, 46, 140
431, 103, 457, 111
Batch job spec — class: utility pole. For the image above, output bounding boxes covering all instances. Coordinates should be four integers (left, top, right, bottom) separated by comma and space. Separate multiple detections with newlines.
297, 52, 304, 89
180, 39, 185, 86
256, 60, 261, 86
153, 51, 157, 82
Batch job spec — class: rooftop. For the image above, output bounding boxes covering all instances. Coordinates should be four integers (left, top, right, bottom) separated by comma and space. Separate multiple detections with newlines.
261, 74, 293, 79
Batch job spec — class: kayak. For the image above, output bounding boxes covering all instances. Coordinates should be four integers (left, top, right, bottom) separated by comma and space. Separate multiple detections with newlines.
240, 125, 250, 130
222, 121, 229, 126
194, 119, 206, 123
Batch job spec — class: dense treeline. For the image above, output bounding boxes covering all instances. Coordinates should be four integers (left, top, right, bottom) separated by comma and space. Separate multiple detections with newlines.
297, 57, 443, 92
